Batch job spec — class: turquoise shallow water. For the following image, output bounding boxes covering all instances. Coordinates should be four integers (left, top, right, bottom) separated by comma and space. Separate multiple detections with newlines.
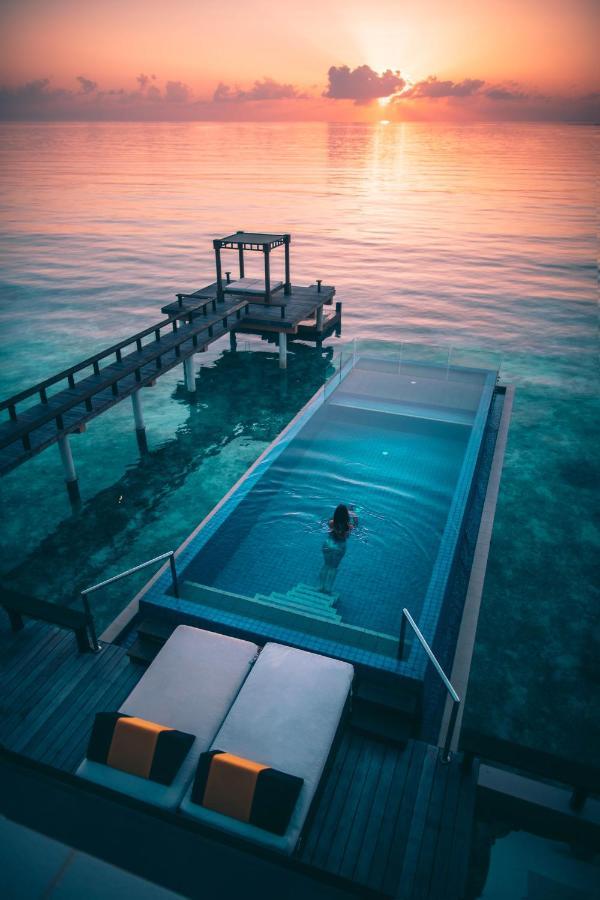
0, 121, 598, 768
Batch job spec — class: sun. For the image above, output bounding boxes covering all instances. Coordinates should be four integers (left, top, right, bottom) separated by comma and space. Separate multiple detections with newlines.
378, 95, 392, 107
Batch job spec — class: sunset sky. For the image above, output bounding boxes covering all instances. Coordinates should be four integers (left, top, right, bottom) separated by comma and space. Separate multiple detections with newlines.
0, 0, 598, 121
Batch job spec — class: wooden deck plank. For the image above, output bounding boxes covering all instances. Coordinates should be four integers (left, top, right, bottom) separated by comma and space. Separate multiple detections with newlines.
337, 739, 387, 881
367, 740, 422, 892
59, 664, 141, 773
19, 645, 128, 758
6, 647, 99, 749
415, 758, 462, 900
393, 746, 445, 899
0, 626, 73, 702
0, 623, 141, 778
381, 744, 438, 897
41, 651, 135, 769
0, 632, 73, 730
0, 620, 58, 671
352, 742, 402, 886
323, 736, 379, 873
310, 734, 363, 869
43, 647, 131, 758
443, 760, 479, 900
298, 733, 354, 863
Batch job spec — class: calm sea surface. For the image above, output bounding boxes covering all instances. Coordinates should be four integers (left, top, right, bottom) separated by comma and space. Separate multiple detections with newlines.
0, 122, 597, 766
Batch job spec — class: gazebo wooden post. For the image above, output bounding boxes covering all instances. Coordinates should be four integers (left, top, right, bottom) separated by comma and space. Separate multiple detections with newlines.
284, 234, 291, 295
236, 230, 245, 278
263, 243, 271, 304
213, 239, 224, 301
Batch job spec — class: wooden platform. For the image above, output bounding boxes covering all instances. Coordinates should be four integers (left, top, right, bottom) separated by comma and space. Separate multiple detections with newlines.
162, 281, 336, 333
0, 619, 478, 899
0, 294, 248, 475
300, 733, 478, 899
0, 621, 140, 773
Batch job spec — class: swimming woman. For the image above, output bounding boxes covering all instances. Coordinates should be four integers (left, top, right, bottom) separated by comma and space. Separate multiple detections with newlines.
319, 503, 358, 594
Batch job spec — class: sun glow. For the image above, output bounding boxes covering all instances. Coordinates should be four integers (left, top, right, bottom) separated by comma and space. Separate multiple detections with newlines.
378, 95, 392, 107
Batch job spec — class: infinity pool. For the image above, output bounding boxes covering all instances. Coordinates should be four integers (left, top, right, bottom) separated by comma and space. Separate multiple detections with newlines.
144, 355, 497, 674
184, 404, 469, 636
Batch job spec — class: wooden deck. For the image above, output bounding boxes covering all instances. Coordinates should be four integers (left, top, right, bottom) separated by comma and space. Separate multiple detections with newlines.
300, 733, 477, 899
0, 621, 140, 772
162, 281, 336, 333
0, 294, 248, 475
0, 621, 478, 899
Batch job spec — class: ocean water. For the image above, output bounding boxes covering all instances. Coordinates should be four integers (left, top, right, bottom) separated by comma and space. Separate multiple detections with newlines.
0, 121, 597, 768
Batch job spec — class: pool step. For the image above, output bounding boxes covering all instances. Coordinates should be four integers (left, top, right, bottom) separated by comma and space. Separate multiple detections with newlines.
180, 581, 410, 661
255, 592, 342, 622
290, 584, 340, 605
258, 582, 342, 622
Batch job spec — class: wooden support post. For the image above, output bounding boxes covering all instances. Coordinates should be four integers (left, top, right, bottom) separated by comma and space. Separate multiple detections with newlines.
278, 331, 287, 369
316, 305, 324, 331
263, 244, 271, 304
57, 433, 81, 506
335, 301, 342, 337
131, 389, 148, 454
229, 330, 237, 352
213, 239, 224, 301
183, 356, 196, 393
238, 244, 245, 279
284, 234, 291, 295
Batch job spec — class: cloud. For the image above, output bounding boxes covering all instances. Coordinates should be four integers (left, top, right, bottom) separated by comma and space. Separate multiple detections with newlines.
403, 77, 484, 99
164, 80, 189, 102
213, 77, 306, 102
324, 65, 405, 104
0, 70, 598, 122
484, 86, 528, 101
76, 76, 97, 95
0, 75, 195, 120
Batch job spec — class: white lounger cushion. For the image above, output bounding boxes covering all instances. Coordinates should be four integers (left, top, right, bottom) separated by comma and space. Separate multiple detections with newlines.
77, 625, 259, 810
179, 642, 353, 853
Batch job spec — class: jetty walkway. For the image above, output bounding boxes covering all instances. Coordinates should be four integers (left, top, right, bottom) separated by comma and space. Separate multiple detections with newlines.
0, 231, 340, 504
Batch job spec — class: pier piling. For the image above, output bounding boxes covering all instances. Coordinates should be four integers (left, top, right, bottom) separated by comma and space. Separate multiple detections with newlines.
183, 356, 196, 393
131, 390, 148, 454
278, 331, 287, 369
57, 433, 81, 506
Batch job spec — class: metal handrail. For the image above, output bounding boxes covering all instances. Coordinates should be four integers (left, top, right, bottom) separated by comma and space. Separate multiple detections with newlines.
399, 607, 461, 763
80, 551, 179, 652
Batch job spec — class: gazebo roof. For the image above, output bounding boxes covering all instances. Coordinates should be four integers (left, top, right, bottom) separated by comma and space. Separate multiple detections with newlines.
216, 231, 288, 250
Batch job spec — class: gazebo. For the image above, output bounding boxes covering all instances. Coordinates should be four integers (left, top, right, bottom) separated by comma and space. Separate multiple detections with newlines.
213, 231, 291, 304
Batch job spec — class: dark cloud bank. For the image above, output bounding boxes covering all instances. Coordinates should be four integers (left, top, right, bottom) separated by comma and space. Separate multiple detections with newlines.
0, 66, 597, 121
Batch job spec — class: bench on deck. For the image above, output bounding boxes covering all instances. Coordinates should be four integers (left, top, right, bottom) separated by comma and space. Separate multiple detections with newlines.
1, 587, 92, 653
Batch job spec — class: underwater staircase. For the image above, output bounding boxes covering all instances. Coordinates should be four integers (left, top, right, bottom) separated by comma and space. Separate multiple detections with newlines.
254, 584, 342, 622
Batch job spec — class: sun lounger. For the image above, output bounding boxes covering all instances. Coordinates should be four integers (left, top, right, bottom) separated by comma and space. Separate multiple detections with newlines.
76, 626, 259, 810
179, 643, 354, 853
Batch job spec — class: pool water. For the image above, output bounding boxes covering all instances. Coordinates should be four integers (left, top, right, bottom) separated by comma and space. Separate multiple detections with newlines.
183, 403, 470, 636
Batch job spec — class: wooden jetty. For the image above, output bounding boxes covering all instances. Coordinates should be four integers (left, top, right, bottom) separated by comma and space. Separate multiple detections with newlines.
0, 231, 341, 504
162, 231, 340, 358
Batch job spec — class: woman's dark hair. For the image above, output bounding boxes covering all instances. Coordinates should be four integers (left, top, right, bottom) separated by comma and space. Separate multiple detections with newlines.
332, 504, 351, 536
